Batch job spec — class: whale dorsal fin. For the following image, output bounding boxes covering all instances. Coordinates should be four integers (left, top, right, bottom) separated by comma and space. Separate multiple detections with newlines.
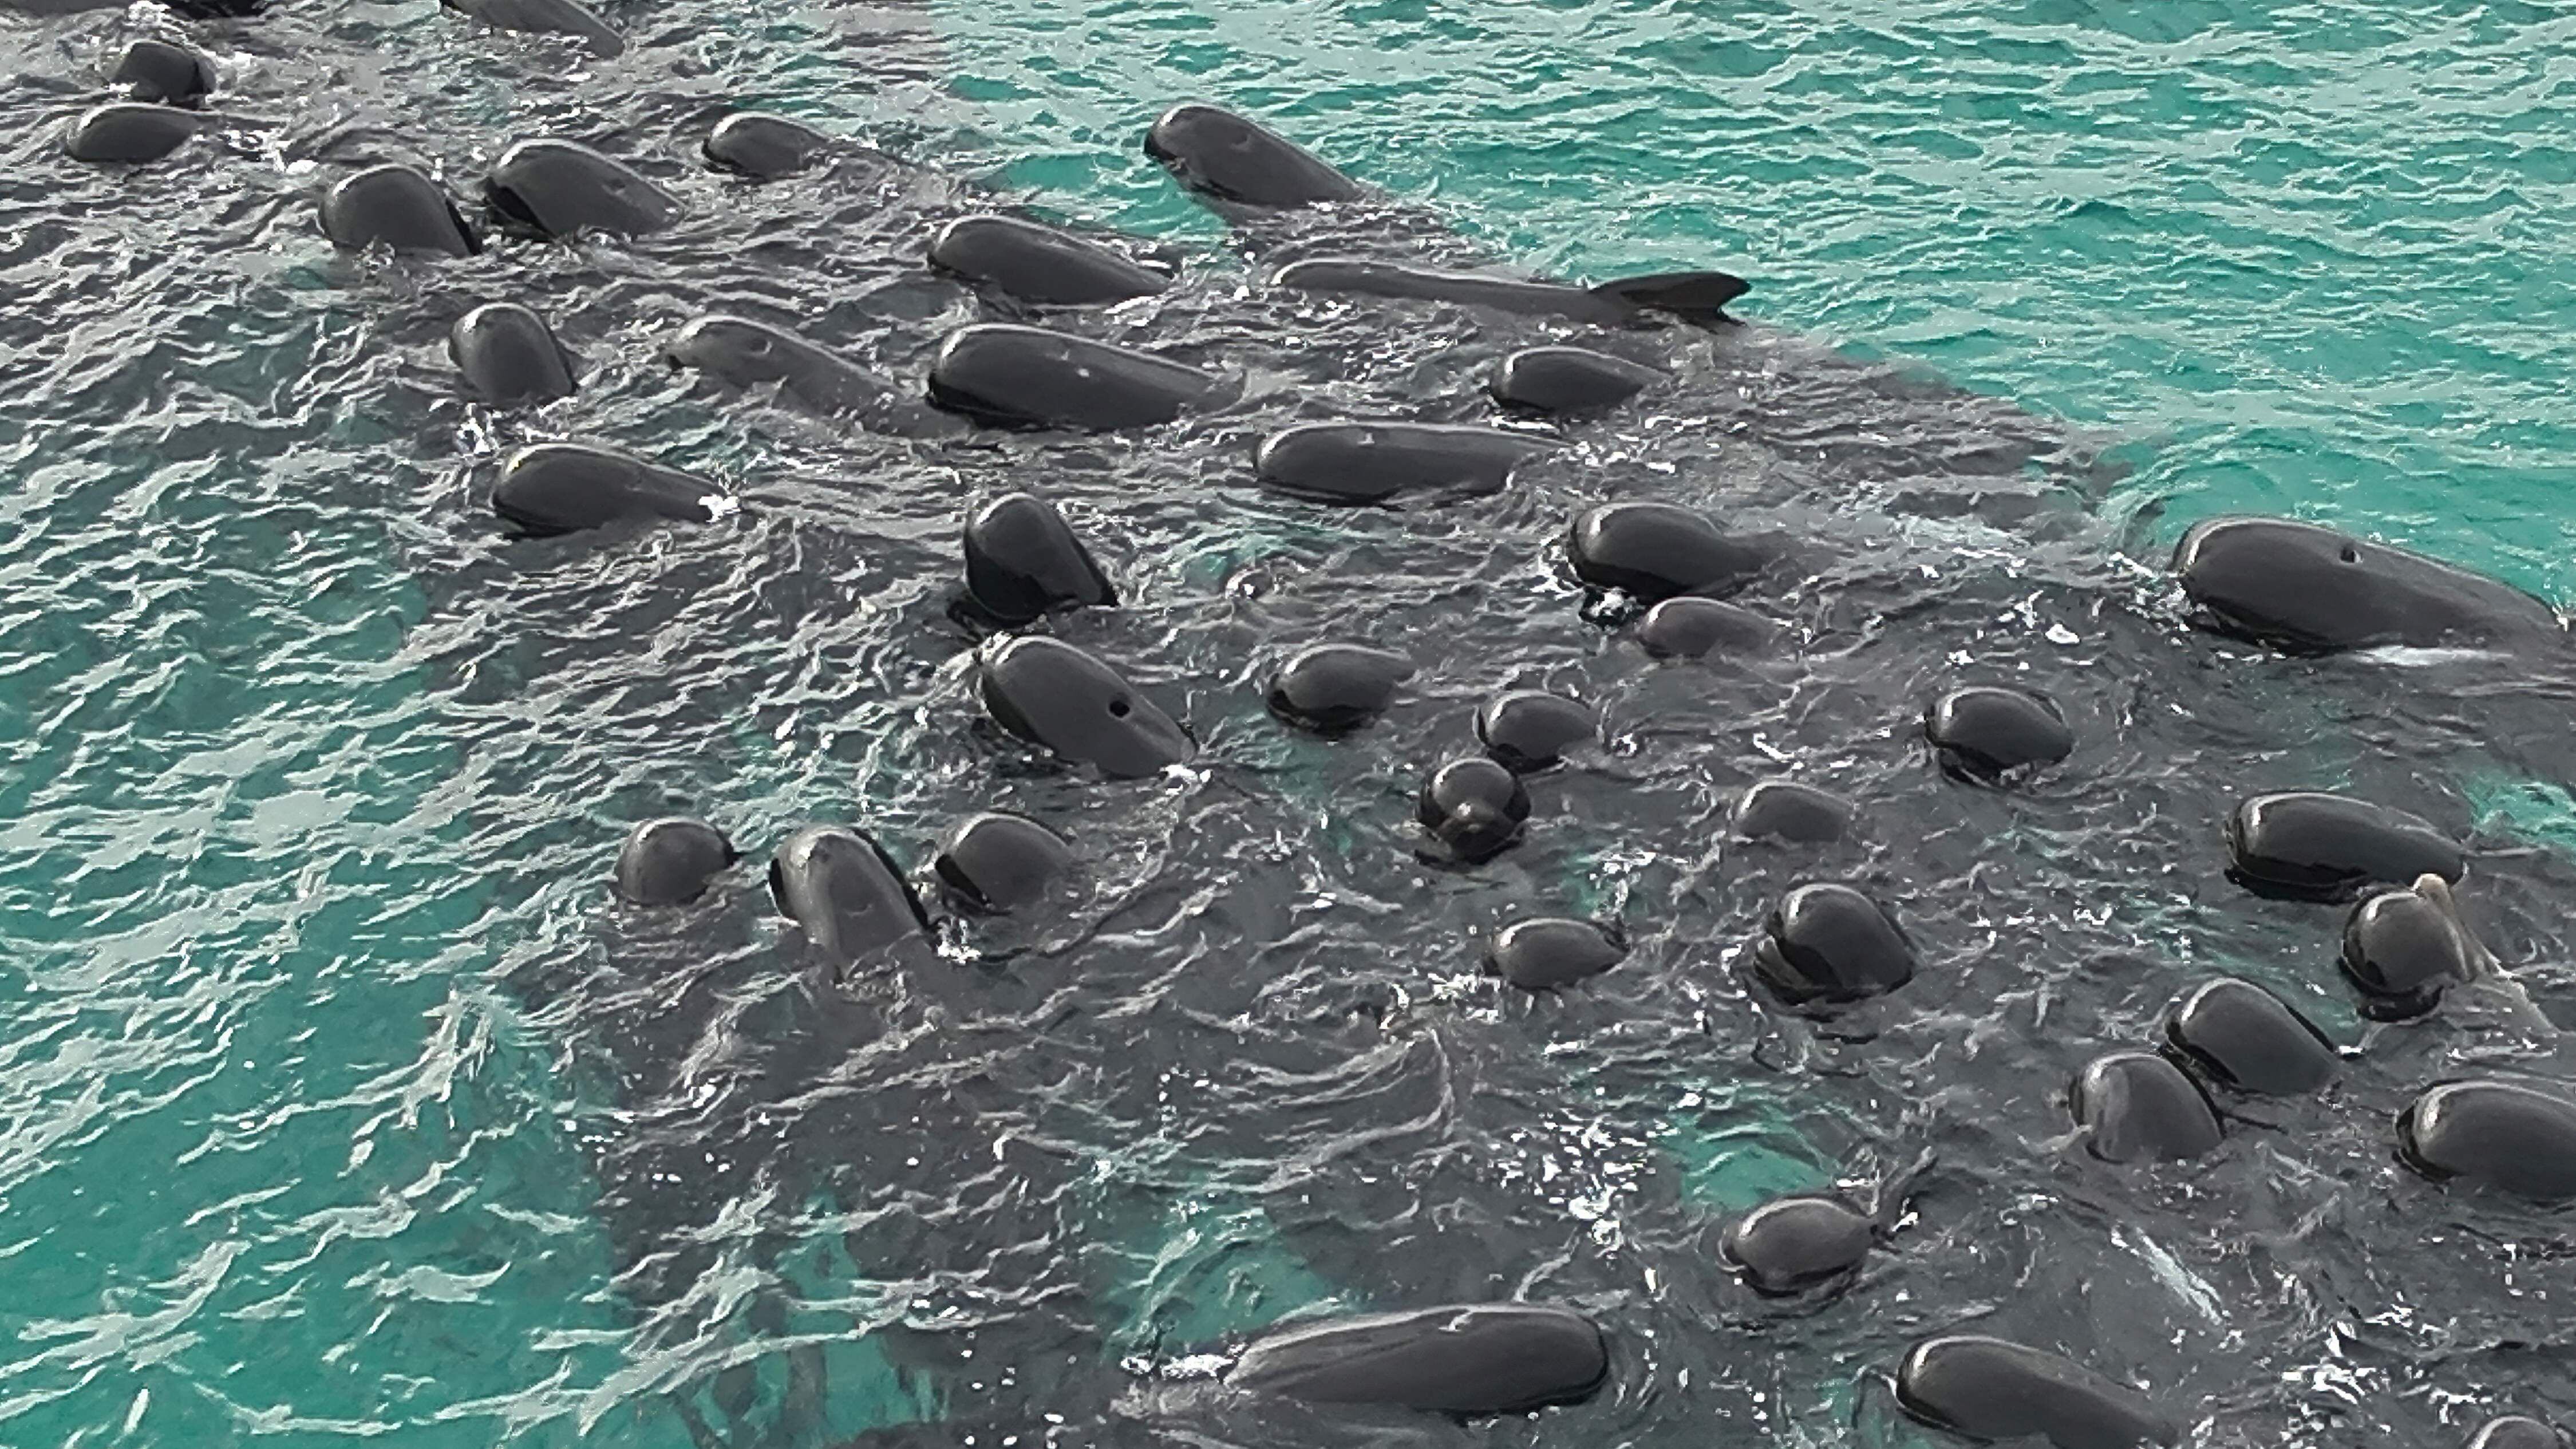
1589, 270, 1751, 323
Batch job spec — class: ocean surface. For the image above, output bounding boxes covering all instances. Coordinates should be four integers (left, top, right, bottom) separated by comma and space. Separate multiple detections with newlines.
3, 1, 2575, 1446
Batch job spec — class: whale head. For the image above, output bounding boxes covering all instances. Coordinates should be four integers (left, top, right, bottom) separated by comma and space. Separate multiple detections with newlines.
1143, 102, 1363, 208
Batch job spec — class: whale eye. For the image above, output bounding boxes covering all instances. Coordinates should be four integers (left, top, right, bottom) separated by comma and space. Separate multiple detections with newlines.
748, 335, 771, 354
2339, 544, 2360, 563
1108, 697, 1132, 718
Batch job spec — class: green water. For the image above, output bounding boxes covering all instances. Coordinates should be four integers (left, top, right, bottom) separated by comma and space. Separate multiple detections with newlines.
5, 1, 2573, 1443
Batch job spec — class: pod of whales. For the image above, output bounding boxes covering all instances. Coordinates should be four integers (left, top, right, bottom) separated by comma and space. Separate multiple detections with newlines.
929, 323, 1227, 431
976, 635, 1194, 777
1255, 421, 1554, 505
2178, 516, 2562, 654
2399, 1079, 2576, 1202
485, 139, 679, 239
452, 303, 578, 405
71, 0, 2575, 1422
2226, 791, 2464, 901
1225, 1304, 1609, 1414
1895, 1334, 2179, 1449
488, 442, 730, 537
930, 214, 1171, 305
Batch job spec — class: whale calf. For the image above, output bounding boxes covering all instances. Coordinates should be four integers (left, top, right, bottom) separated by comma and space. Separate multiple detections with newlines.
1755, 883, 1914, 1007
320, 164, 481, 256
1896, 1334, 2180, 1449
451, 303, 577, 405
1567, 502, 1765, 601
2072, 1051, 2223, 1163
928, 324, 1230, 431
2176, 516, 2563, 654
930, 812, 1072, 914
1226, 1304, 1608, 1414
930, 214, 1171, 305
488, 443, 732, 537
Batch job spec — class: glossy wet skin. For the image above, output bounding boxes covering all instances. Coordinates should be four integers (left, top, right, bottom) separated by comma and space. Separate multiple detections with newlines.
1227, 1305, 1609, 1414
2176, 516, 2563, 654
1897, 1335, 2179, 1449
1144, 101, 1365, 207
485, 139, 681, 239
451, 303, 577, 405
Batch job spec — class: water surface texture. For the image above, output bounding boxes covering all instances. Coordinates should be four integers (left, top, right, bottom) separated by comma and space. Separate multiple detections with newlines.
3, 3, 2574, 1448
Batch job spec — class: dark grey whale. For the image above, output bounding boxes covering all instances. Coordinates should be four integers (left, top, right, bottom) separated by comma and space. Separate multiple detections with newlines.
665, 314, 939, 429
1896, 1334, 2179, 1449
1272, 256, 1747, 326
111, 38, 215, 108
321, 164, 481, 256
2176, 515, 2563, 654
1226, 1304, 1608, 1414
63, 103, 200, 164
485, 139, 680, 239
930, 214, 1172, 305
451, 303, 577, 405
488, 442, 732, 537
441, 0, 623, 55
927, 323, 1231, 431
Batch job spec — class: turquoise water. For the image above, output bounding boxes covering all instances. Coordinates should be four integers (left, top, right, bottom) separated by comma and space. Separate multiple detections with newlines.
4, 0, 2573, 1444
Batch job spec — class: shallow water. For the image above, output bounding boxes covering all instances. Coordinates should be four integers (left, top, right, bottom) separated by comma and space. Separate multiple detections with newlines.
3, 2, 2575, 1447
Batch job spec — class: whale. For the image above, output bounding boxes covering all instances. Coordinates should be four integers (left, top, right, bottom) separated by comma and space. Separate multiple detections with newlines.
485, 139, 680, 239
665, 314, 943, 430
110, 38, 215, 108
319, 164, 482, 256
1896, 1335, 2180, 1449
62, 104, 200, 164
1225, 1304, 1608, 1415
1272, 256, 1748, 326
927, 323, 1231, 431
451, 303, 577, 405
930, 214, 1172, 305
1253, 421, 1555, 505
2176, 516, 2563, 654
702, 111, 833, 179
488, 442, 733, 537
440, 0, 623, 55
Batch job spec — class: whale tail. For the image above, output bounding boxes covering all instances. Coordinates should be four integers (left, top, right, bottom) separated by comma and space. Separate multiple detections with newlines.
1589, 270, 1751, 324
